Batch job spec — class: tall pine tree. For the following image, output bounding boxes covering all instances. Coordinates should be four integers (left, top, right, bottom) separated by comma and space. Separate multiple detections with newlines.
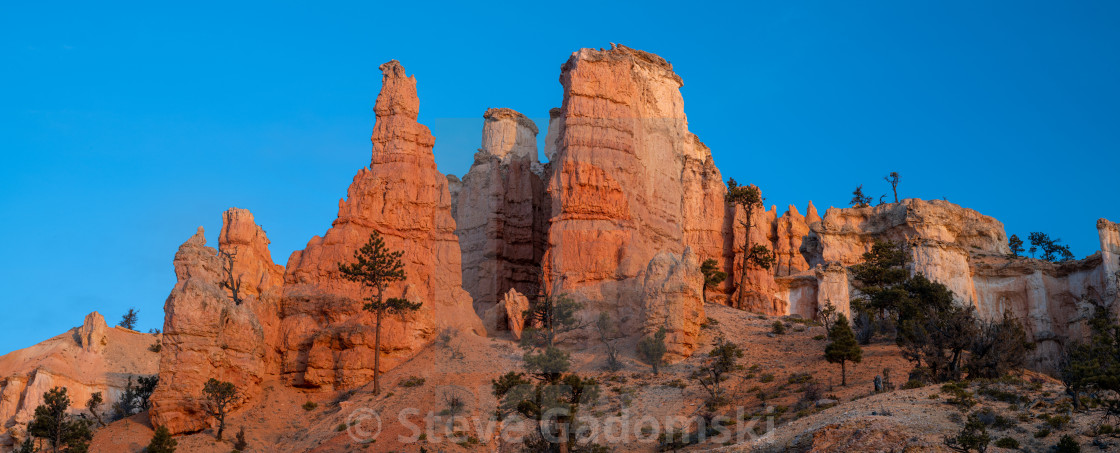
825, 314, 863, 386
338, 231, 422, 395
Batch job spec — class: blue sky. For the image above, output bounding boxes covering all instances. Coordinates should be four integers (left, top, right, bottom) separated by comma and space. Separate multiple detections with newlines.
2, 1, 1117, 354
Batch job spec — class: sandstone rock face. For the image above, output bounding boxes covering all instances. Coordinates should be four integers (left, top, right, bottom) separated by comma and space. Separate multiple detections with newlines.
219, 208, 285, 298
454, 108, 549, 313
541, 44, 729, 332
640, 248, 706, 361
282, 60, 483, 388
0, 314, 159, 446
481, 288, 530, 339
78, 312, 108, 354
149, 225, 275, 434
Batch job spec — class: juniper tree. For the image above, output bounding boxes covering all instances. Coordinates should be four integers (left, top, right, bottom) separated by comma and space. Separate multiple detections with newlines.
850, 185, 872, 208
691, 338, 744, 417
521, 292, 582, 349
825, 314, 862, 386
637, 327, 668, 375
594, 312, 622, 371
966, 313, 1032, 379
201, 378, 239, 441
119, 308, 138, 330
700, 258, 727, 305
1061, 299, 1120, 411
883, 172, 900, 203
338, 231, 422, 395
147, 425, 178, 453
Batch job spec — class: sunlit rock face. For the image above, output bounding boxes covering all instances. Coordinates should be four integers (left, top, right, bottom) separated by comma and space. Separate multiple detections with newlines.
541, 44, 730, 336
150, 215, 281, 435
0, 312, 159, 447
454, 108, 549, 314
282, 60, 483, 388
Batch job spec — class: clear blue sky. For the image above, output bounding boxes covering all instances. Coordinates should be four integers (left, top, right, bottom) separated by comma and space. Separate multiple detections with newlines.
2, 1, 1117, 354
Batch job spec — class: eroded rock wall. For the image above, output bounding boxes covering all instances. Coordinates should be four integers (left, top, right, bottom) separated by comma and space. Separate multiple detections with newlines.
454, 108, 549, 314
541, 44, 730, 333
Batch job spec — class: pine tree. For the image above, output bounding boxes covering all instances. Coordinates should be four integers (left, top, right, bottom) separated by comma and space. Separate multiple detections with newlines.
27, 386, 92, 452
232, 426, 248, 452
85, 392, 104, 427
700, 258, 727, 305
147, 425, 177, 453
883, 172, 900, 203
1008, 234, 1024, 257
337, 231, 421, 395
118, 308, 138, 330
850, 185, 872, 208
825, 314, 862, 386
725, 178, 776, 308
637, 327, 668, 375
201, 379, 239, 440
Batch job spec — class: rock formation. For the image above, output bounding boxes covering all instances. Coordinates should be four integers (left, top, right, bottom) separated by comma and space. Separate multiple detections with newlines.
282, 60, 483, 388
0, 313, 159, 446
454, 108, 549, 313
640, 248, 706, 361
149, 223, 277, 434
541, 44, 730, 334
482, 288, 531, 339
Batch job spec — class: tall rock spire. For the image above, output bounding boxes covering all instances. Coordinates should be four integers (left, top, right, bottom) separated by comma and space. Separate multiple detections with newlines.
283, 60, 483, 388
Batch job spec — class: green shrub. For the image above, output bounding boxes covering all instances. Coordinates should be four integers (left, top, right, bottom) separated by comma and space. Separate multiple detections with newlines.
399, 376, 426, 388
301, 401, 317, 411
902, 379, 924, 389
1053, 434, 1081, 453
787, 372, 813, 385
1035, 428, 1051, 438
813, 334, 826, 341
760, 374, 775, 383
771, 321, 786, 335
994, 437, 1019, 449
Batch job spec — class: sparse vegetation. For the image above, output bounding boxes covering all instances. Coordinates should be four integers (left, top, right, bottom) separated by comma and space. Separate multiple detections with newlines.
825, 314, 862, 386
147, 425, 178, 453
1027, 232, 1074, 262
233, 427, 248, 452
399, 376, 426, 388
27, 387, 93, 452
119, 307, 138, 330
301, 401, 317, 411
86, 391, 104, 427
113, 375, 158, 419
520, 292, 583, 349
726, 178, 777, 307
700, 258, 727, 305
337, 231, 422, 395
850, 184, 872, 208
218, 249, 244, 305
883, 172, 900, 203
595, 312, 622, 371
771, 320, 786, 335
944, 412, 990, 452
637, 327, 668, 375
201, 378, 239, 440
691, 338, 744, 417
1008, 234, 1024, 257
